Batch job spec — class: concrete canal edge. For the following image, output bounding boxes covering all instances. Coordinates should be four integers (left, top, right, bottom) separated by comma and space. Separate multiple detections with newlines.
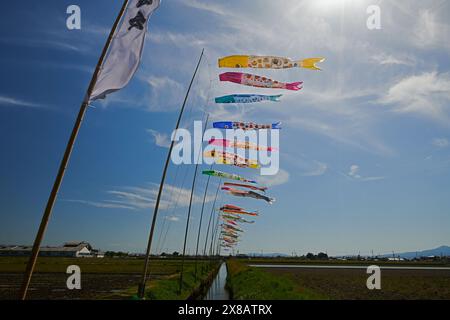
187, 261, 222, 300
224, 261, 234, 300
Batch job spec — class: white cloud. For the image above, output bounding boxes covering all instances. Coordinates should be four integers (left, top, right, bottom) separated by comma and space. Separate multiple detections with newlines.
347, 164, 385, 182
65, 182, 215, 211
432, 138, 449, 148
379, 72, 450, 122
372, 53, 416, 66
286, 117, 395, 157
348, 165, 361, 179
150, 31, 206, 47
303, 161, 328, 177
165, 215, 180, 222
257, 169, 290, 187
0, 37, 83, 53
142, 76, 185, 112
146, 129, 171, 148
180, 0, 227, 16
0, 95, 42, 108
412, 9, 450, 50
63, 199, 135, 210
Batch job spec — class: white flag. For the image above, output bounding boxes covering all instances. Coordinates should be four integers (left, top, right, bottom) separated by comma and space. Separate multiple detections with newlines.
89, 0, 161, 101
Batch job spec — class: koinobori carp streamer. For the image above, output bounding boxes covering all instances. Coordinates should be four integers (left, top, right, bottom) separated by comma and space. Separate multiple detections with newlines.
215, 94, 282, 104
221, 187, 275, 204
222, 214, 255, 224
214, 157, 260, 169
219, 204, 259, 217
202, 170, 257, 184
213, 121, 281, 130
220, 72, 303, 91
218, 55, 325, 70
223, 182, 268, 193
204, 150, 260, 169
208, 138, 277, 152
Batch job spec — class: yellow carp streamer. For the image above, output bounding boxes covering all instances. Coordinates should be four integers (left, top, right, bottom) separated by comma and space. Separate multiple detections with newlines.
218, 55, 325, 70
204, 150, 260, 169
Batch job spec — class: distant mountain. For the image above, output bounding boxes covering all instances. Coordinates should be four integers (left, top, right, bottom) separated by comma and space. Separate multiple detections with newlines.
382, 246, 450, 259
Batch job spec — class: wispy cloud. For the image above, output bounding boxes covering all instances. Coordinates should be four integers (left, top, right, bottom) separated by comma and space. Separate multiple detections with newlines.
150, 30, 206, 48
412, 9, 450, 50
372, 53, 416, 66
146, 129, 171, 148
346, 164, 385, 182
165, 215, 180, 222
286, 117, 395, 157
0, 37, 84, 53
63, 199, 135, 210
64, 182, 215, 211
180, 0, 227, 16
257, 168, 290, 187
432, 138, 449, 148
348, 165, 362, 179
142, 76, 185, 112
0, 95, 42, 108
302, 161, 328, 177
379, 72, 450, 123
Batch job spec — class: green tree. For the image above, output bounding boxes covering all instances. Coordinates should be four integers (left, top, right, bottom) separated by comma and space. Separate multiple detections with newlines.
317, 252, 328, 260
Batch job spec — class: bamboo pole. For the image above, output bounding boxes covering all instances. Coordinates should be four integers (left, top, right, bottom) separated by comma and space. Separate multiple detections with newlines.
19, 0, 130, 300
193, 164, 213, 280
137, 49, 204, 299
201, 179, 221, 273
178, 114, 209, 294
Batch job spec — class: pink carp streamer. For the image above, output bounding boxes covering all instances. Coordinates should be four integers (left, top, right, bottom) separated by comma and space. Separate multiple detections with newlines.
223, 182, 267, 193
208, 138, 277, 152
221, 187, 275, 204
219, 72, 303, 91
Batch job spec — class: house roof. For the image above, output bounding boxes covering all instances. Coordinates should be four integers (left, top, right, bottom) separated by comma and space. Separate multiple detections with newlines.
0, 242, 93, 252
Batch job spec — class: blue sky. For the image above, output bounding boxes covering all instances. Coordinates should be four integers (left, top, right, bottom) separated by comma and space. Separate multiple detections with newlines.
1, 0, 450, 256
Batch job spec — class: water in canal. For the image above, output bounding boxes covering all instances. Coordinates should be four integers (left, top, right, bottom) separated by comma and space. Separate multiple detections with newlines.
204, 262, 230, 300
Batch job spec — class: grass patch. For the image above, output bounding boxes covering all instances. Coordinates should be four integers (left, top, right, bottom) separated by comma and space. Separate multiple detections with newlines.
144, 261, 220, 300
226, 259, 324, 300
264, 267, 450, 300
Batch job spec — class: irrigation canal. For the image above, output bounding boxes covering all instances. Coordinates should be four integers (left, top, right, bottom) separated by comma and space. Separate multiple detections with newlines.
204, 262, 230, 300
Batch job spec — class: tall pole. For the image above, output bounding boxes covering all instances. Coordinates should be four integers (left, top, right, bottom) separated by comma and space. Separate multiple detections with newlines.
193, 164, 213, 280
155, 165, 181, 254
202, 179, 221, 256
215, 228, 222, 258
210, 208, 221, 258
178, 114, 209, 294
137, 49, 204, 299
211, 215, 222, 266
19, 0, 130, 300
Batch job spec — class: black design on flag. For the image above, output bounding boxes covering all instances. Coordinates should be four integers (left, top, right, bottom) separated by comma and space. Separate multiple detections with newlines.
89, 0, 161, 101
129, 11, 147, 30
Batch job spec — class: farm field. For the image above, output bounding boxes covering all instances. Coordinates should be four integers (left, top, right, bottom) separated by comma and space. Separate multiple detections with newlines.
264, 267, 450, 300
0, 257, 219, 300
226, 259, 450, 300
239, 257, 450, 268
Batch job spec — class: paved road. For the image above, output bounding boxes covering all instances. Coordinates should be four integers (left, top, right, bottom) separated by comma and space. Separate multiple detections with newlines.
249, 264, 450, 271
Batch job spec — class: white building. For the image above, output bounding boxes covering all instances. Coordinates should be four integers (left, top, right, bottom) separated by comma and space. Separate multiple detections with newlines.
0, 241, 104, 258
